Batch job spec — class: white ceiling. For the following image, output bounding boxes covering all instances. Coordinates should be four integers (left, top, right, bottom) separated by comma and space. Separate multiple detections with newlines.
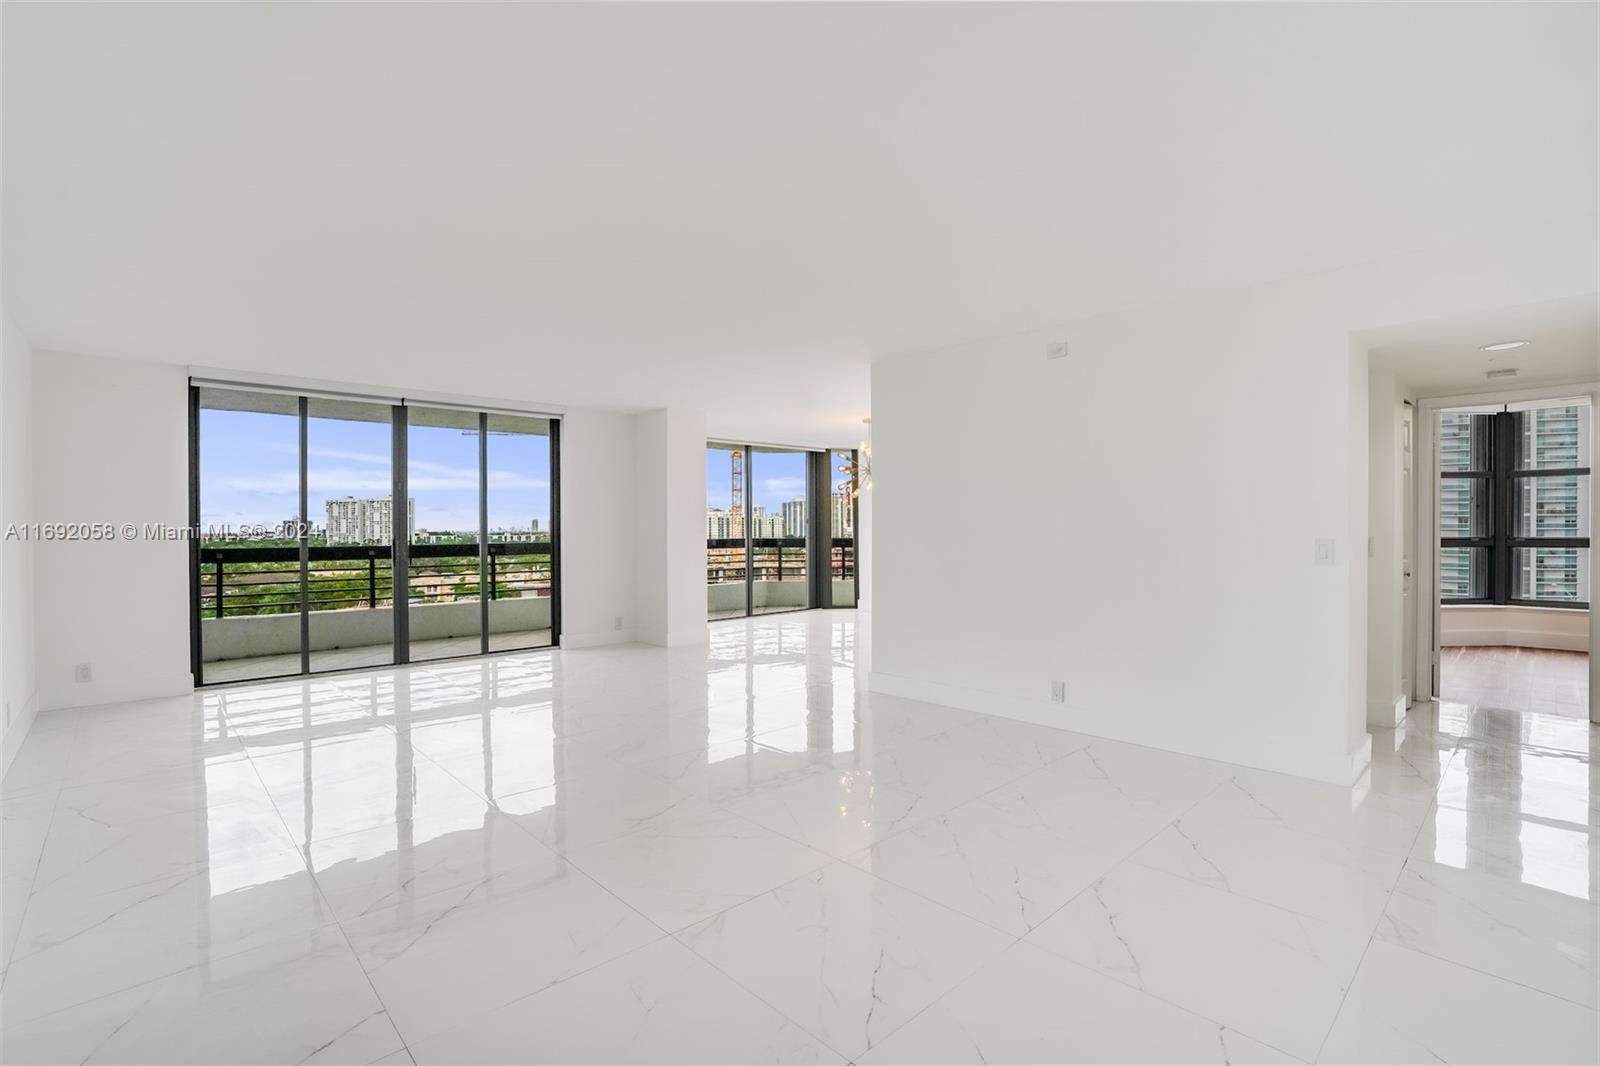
3, 2, 1595, 445
1365, 293, 1599, 398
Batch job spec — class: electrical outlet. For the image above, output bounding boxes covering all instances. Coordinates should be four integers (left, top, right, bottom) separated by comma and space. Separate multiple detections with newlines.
1045, 341, 1069, 360
1314, 538, 1336, 565
614, 615, 624, 631
74, 663, 93, 683
1050, 680, 1066, 703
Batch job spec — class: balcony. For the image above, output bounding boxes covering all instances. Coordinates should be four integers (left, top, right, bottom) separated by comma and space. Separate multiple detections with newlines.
706, 537, 856, 619
199, 541, 552, 683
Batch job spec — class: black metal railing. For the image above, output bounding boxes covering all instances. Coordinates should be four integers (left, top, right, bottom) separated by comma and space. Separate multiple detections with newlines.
200, 541, 553, 619
705, 537, 855, 585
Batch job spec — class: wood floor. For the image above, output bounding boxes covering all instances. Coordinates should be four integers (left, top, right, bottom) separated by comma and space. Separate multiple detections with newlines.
1439, 644, 1590, 718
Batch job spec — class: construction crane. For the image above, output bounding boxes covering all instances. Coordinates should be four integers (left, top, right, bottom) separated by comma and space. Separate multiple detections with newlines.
729, 448, 744, 538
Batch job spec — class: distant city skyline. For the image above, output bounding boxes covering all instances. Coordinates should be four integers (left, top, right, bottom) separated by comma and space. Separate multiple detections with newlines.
198, 407, 549, 535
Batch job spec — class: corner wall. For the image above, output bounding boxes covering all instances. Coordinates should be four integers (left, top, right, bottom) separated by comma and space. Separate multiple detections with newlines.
633, 408, 709, 647
2, 315, 39, 773
559, 409, 638, 647
868, 217, 1595, 784
31, 351, 192, 711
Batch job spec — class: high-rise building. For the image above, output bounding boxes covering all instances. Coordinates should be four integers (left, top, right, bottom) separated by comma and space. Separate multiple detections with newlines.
706, 508, 735, 539
1517, 405, 1592, 603
1437, 412, 1479, 598
831, 492, 854, 539
325, 496, 415, 545
781, 499, 806, 538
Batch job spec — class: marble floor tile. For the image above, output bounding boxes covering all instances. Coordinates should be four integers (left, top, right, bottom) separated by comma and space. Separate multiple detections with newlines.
1365, 726, 1458, 802
1, 930, 404, 1065
341, 858, 660, 1044
408, 937, 841, 1064
677, 862, 1013, 1060
858, 942, 1301, 1065
1462, 704, 1599, 757
492, 761, 701, 855
1223, 766, 1433, 855
567, 800, 832, 931
1377, 857, 1598, 1007
1025, 862, 1367, 1062
4, 855, 335, 1024
717, 765, 938, 859
1129, 780, 1408, 932
2, 612, 1594, 1064
304, 810, 565, 922
1409, 800, 1598, 901
844, 793, 1125, 936
1439, 740, 1598, 828
1320, 939, 1598, 1065
973, 739, 1230, 858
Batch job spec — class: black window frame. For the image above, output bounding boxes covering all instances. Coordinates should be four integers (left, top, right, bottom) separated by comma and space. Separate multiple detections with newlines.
1440, 408, 1590, 610
189, 383, 563, 686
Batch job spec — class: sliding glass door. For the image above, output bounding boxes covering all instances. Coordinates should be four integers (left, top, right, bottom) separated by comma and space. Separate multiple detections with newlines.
191, 386, 560, 685
195, 388, 304, 683
706, 444, 748, 619
749, 446, 810, 616
306, 398, 396, 674
485, 415, 556, 652
407, 407, 482, 663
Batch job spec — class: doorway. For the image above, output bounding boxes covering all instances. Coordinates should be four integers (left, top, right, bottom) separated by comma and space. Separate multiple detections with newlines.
704, 442, 859, 620
1429, 397, 1591, 717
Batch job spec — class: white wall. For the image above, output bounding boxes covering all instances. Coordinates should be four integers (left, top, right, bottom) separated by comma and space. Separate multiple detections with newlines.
633, 408, 709, 647
1441, 605, 1590, 653
869, 217, 1596, 784
18, 355, 719, 713
1366, 369, 1411, 726
32, 351, 192, 711
560, 409, 638, 647
1, 315, 39, 774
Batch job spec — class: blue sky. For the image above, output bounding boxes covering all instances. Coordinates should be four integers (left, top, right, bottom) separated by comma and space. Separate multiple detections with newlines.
199, 409, 548, 534
705, 447, 807, 513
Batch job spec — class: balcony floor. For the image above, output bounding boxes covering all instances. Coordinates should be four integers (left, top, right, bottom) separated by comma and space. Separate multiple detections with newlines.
3, 611, 1595, 1064
203, 629, 552, 683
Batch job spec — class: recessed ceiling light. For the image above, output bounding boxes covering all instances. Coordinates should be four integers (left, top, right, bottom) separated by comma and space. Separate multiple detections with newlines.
1480, 340, 1531, 352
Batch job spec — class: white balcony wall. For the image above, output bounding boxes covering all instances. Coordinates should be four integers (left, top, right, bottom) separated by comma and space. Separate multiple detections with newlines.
869, 217, 1596, 785
201, 598, 552, 662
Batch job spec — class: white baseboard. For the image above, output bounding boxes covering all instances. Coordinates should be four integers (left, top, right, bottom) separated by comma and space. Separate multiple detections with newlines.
1367, 694, 1408, 728
867, 669, 1369, 786
41, 671, 193, 714
560, 630, 637, 649
1, 689, 40, 781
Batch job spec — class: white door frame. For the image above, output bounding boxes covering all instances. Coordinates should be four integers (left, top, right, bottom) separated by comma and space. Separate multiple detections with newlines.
1414, 379, 1599, 724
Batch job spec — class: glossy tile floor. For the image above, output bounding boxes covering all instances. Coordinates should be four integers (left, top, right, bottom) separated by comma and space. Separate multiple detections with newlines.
2, 611, 1596, 1064
1441, 643, 1590, 719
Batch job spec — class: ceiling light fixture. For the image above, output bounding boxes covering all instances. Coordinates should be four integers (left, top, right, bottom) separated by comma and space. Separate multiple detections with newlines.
1479, 340, 1531, 352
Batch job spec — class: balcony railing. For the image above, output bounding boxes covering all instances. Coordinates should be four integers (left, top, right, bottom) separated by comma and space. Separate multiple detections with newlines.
199, 541, 552, 619
705, 537, 856, 584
